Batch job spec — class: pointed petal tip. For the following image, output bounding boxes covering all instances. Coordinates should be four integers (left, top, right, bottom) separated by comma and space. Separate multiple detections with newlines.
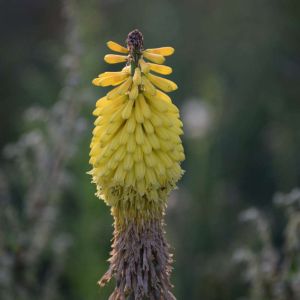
106, 41, 129, 54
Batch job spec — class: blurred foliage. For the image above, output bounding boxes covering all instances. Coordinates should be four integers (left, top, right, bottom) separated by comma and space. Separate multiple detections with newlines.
234, 189, 300, 300
0, 0, 299, 299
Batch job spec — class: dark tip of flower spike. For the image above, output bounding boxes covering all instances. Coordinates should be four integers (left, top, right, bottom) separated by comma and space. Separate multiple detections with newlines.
126, 29, 144, 53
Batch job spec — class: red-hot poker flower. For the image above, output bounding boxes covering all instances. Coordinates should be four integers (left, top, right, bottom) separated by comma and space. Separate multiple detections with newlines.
89, 29, 184, 300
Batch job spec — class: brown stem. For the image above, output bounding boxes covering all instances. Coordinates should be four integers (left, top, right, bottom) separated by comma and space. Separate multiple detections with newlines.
99, 215, 176, 300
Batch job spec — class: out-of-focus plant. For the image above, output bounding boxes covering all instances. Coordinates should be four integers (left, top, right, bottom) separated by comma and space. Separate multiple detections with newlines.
0, 1, 87, 299
233, 188, 300, 300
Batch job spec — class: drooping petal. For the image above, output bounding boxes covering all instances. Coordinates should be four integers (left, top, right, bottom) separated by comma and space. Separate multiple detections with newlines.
104, 54, 128, 64
139, 58, 150, 73
106, 77, 132, 99
107, 41, 129, 54
142, 51, 165, 64
121, 99, 134, 119
128, 83, 139, 100
132, 68, 142, 85
141, 76, 156, 96
146, 73, 178, 92
92, 73, 129, 87
145, 47, 174, 56
148, 63, 172, 75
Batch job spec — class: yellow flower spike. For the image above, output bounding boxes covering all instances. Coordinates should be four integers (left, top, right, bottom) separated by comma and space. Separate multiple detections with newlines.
142, 51, 165, 64
145, 47, 175, 56
90, 29, 184, 299
133, 67, 142, 85
146, 73, 178, 92
148, 63, 173, 75
107, 41, 129, 54
139, 58, 150, 73
104, 54, 128, 64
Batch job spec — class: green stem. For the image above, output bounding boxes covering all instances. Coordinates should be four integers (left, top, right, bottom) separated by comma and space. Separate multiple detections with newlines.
130, 50, 141, 74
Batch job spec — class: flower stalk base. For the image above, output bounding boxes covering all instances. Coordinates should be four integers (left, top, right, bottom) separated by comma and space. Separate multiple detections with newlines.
99, 210, 176, 300
89, 30, 184, 300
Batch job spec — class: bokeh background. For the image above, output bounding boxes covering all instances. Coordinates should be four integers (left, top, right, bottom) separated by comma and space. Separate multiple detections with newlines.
1, 0, 300, 299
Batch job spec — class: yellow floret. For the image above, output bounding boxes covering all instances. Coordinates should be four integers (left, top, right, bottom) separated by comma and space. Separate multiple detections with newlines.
146, 73, 178, 92
92, 72, 129, 87
106, 77, 132, 99
129, 83, 139, 100
107, 41, 129, 54
104, 54, 128, 64
148, 63, 172, 75
141, 76, 156, 96
139, 59, 150, 73
145, 47, 174, 56
142, 51, 165, 64
133, 68, 142, 85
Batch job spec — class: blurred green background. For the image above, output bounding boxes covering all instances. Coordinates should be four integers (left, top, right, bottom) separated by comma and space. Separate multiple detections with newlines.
1, 0, 300, 299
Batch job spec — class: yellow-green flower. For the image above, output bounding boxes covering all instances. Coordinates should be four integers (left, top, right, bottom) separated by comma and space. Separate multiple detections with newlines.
90, 33, 184, 219
89, 29, 184, 299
